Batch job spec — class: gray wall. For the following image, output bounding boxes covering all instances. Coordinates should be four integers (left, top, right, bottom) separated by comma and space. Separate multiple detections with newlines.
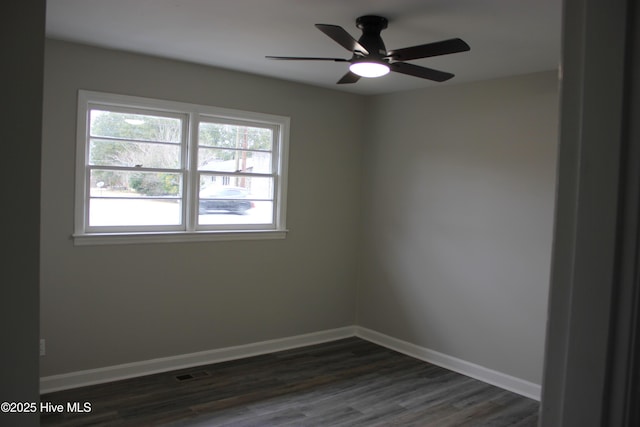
358, 71, 558, 384
41, 40, 364, 376
2, 1, 44, 426
41, 39, 558, 388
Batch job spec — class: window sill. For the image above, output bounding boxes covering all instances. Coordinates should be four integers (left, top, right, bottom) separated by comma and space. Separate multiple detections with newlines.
72, 229, 288, 246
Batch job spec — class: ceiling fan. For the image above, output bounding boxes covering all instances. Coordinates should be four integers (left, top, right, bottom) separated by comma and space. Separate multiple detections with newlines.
266, 15, 470, 84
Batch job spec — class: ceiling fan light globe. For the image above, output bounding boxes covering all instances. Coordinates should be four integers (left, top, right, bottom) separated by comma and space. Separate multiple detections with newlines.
349, 61, 390, 78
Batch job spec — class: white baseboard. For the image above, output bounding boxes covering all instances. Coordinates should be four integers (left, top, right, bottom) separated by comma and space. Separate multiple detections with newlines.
354, 327, 541, 401
40, 326, 356, 394
41, 325, 540, 401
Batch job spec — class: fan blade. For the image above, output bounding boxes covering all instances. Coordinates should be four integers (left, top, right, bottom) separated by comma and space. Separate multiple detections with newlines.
387, 38, 470, 61
315, 24, 369, 55
266, 56, 348, 62
337, 71, 361, 84
390, 62, 454, 82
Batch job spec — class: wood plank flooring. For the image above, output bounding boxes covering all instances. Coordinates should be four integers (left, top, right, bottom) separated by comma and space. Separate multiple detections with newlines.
40, 338, 539, 426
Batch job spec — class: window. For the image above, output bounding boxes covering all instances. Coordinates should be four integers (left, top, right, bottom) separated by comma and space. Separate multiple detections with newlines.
74, 91, 289, 245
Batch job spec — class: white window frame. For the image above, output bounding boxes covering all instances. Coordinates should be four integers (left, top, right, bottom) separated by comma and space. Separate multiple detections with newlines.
73, 90, 289, 245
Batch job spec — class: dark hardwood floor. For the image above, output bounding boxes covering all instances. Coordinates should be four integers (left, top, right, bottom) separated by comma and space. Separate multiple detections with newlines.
40, 338, 539, 426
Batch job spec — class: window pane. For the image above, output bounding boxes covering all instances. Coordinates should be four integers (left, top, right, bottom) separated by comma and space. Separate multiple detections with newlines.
198, 147, 272, 173
199, 122, 273, 151
89, 198, 181, 226
90, 170, 182, 197
90, 110, 182, 143
198, 201, 273, 225
89, 139, 181, 168
199, 175, 273, 200
198, 176, 274, 225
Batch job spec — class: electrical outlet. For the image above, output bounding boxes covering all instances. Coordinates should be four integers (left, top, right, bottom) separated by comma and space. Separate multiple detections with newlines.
40, 339, 45, 356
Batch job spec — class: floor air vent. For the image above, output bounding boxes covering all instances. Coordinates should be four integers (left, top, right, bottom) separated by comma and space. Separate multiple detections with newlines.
175, 370, 210, 382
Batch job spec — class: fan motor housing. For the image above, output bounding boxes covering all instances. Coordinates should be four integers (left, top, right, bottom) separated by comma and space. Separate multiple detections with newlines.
355, 15, 388, 57
356, 15, 388, 31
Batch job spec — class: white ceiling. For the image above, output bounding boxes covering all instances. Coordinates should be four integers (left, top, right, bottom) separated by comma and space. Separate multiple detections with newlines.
46, 0, 562, 95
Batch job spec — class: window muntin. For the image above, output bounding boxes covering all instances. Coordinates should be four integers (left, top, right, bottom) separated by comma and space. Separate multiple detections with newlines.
75, 91, 289, 244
